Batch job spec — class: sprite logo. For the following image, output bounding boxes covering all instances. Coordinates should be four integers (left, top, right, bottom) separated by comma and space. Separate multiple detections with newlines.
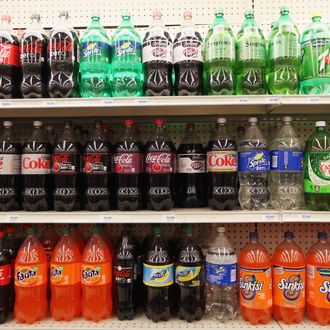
248, 152, 267, 170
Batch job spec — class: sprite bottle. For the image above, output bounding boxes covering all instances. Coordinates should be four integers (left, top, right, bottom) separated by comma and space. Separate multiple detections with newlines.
268, 7, 300, 94
79, 13, 111, 97
304, 121, 330, 210
300, 12, 330, 94
110, 12, 143, 97
203, 9, 235, 95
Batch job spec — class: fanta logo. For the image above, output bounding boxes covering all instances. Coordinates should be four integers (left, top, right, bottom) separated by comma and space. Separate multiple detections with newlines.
319, 160, 330, 177
248, 153, 267, 170
50, 266, 63, 282
16, 267, 38, 285
278, 275, 304, 301
240, 275, 264, 300
82, 266, 100, 284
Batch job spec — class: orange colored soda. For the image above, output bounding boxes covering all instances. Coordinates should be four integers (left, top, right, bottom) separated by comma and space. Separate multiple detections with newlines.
238, 231, 272, 324
306, 231, 330, 325
70, 224, 85, 254
81, 226, 112, 322
50, 226, 81, 321
14, 227, 48, 324
99, 224, 114, 255
272, 231, 305, 324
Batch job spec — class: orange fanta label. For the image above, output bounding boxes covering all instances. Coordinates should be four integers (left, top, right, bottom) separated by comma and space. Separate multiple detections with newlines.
273, 265, 305, 308
239, 266, 272, 309
50, 262, 80, 285
15, 262, 47, 287
81, 263, 111, 286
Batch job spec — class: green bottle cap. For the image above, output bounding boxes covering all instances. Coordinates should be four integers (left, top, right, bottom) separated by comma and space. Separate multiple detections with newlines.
91, 12, 100, 20
245, 9, 254, 18
214, 8, 224, 16
122, 12, 131, 19
185, 226, 193, 235
27, 227, 36, 236
92, 226, 100, 235
62, 226, 70, 235
280, 7, 289, 14
153, 226, 161, 236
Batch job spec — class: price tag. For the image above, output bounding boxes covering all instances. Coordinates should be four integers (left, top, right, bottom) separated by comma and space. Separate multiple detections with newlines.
6, 214, 19, 222
1, 101, 11, 107
309, 96, 320, 103
238, 97, 248, 104
103, 99, 113, 105
267, 96, 280, 103
162, 214, 176, 222
99, 214, 113, 222
262, 214, 276, 222
300, 214, 311, 221
43, 100, 56, 106
135, 98, 148, 104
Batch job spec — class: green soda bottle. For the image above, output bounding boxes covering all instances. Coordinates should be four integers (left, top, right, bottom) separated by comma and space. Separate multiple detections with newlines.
203, 9, 235, 95
266, 21, 278, 85
304, 121, 330, 210
300, 12, 330, 94
268, 7, 300, 94
79, 13, 111, 97
110, 12, 143, 97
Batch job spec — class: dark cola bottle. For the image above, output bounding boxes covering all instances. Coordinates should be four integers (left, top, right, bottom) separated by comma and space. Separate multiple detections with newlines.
142, 11, 173, 96
206, 118, 238, 210
0, 15, 21, 98
53, 121, 82, 211
22, 121, 52, 211
20, 13, 49, 98
48, 11, 79, 97
83, 120, 111, 211
0, 121, 21, 211
145, 119, 176, 211
114, 120, 143, 211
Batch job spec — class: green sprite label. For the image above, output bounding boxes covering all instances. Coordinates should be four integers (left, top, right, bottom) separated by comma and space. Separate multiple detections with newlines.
238, 36, 266, 61
270, 33, 300, 59
206, 34, 235, 61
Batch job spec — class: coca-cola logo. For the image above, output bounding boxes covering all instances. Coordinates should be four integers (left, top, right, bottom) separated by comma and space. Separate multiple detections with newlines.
151, 47, 166, 57
146, 153, 172, 164
22, 156, 50, 170
208, 154, 236, 167
0, 44, 10, 59
183, 47, 197, 57
84, 154, 102, 163
114, 153, 133, 165
49, 40, 72, 52
114, 267, 132, 279
22, 41, 42, 54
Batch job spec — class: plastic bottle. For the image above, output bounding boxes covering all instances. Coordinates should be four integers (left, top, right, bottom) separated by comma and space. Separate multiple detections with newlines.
238, 232, 272, 325
270, 116, 304, 209
50, 227, 80, 321
205, 226, 238, 322
110, 12, 143, 97
272, 231, 305, 324
69, 224, 85, 254
45, 125, 56, 145
238, 117, 270, 210
204, 9, 236, 95
306, 231, 330, 325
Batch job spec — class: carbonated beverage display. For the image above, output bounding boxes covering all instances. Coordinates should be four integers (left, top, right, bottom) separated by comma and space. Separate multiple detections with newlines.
304, 121, 330, 210
143, 11, 173, 96
0, 121, 21, 211
270, 116, 304, 209
20, 13, 49, 98
306, 232, 330, 325
79, 14, 111, 97
69, 224, 85, 255
203, 9, 235, 95
50, 227, 81, 321
48, 11, 79, 97
81, 226, 112, 322
268, 7, 300, 94
14, 228, 48, 324
236, 10, 267, 95
110, 12, 143, 97
174, 11, 203, 95
0, 15, 21, 98
238, 117, 270, 210
207, 118, 238, 210
205, 226, 238, 322
239, 232, 272, 325
272, 231, 305, 324
300, 13, 330, 94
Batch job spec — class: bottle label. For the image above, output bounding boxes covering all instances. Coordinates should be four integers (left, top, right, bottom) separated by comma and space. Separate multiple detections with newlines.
143, 263, 174, 287
238, 36, 266, 61
145, 152, 175, 173
173, 38, 203, 63
113, 264, 136, 284
270, 34, 300, 59
304, 152, 330, 193
15, 262, 47, 287
239, 266, 272, 309
307, 264, 330, 308
207, 151, 237, 172
21, 153, 51, 175
206, 262, 237, 286
273, 265, 305, 308
142, 38, 173, 63
49, 36, 75, 62
0, 43, 20, 67
271, 150, 303, 171
175, 265, 202, 287
238, 150, 270, 172
0, 154, 21, 175
114, 152, 143, 174
206, 37, 235, 61
178, 153, 205, 173
81, 262, 112, 286
0, 264, 11, 286
50, 262, 80, 285
112, 40, 142, 60
83, 153, 111, 174
21, 37, 45, 64
80, 41, 111, 62
53, 152, 81, 174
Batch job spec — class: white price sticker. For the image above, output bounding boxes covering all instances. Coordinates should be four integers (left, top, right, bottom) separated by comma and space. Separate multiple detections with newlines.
300, 214, 311, 221
162, 214, 176, 222
103, 99, 113, 105
238, 97, 248, 103
135, 98, 148, 105
267, 96, 280, 103
1, 101, 11, 107
262, 214, 276, 222
43, 100, 56, 106
309, 96, 320, 103
100, 214, 113, 222
6, 214, 19, 222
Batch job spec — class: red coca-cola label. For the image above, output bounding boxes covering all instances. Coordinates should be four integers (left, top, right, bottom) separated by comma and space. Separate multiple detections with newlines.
0, 264, 11, 286
114, 153, 142, 174
22, 41, 42, 55
145, 152, 175, 174
83, 153, 110, 174
53, 153, 81, 174
0, 43, 20, 67
207, 151, 237, 172
114, 265, 134, 284
21, 154, 51, 174
49, 40, 73, 53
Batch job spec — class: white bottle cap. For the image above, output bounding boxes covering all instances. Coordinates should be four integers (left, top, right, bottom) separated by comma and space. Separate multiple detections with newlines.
33, 121, 43, 127
249, 117, 258, 124
3, 121, 13, 127
217, 118, 226, 124
45, 125, 53, 130
283, 116, 292, 122
217, 226, 226, 233
316, 121, 326, 127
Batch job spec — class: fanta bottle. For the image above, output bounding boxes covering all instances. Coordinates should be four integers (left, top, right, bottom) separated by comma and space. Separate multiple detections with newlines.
50, 227, 81, 321
70, 224, 86, 254
99, 224, 114, 255
238, 232, 272, 324
81, 226, 112, 322
307, 231, 330, 325
14, 227, 48, 324
272, 231, 305, 324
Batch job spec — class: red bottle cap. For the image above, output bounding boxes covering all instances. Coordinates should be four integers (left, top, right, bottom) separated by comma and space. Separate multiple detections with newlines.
186, 123, 195, 129
124, 119, 134, 126
6, 227, 15, 234
155, 119, 165, 125
0, 231, 5, 239
101, 123, 110, 130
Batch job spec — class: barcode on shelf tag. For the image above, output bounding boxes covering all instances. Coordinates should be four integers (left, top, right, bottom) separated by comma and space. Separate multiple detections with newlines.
103, 99, 113, 105
44, 100, 56, 106
263, 214, 276, 221
162, 214, 176, 222
309, 96, 320, 103
267, 96, 280, 103
300, 214, 312, 221
99, 214, 113, 222
6, 214, 19, 222
238, 97, 248, 103
1, 101, 11, 107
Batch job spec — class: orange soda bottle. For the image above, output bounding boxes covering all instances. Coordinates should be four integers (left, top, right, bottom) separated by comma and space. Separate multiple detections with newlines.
99, 224, 114, 255
69, 224, 85, 254
81, 226, 112, 321
50, 226, 81, 321
14, 227, 48, 324
306, 231, 330, 325
272, 231, 305, 324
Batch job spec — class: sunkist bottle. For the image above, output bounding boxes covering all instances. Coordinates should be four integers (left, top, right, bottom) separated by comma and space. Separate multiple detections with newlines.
272, 231, 305, 324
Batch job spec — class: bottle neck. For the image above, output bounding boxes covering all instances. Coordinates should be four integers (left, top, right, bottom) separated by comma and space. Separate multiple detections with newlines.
31, 126, 45, 141
313, 16, 321, 23
213, 14, 226, 28
317, 126, 326, 132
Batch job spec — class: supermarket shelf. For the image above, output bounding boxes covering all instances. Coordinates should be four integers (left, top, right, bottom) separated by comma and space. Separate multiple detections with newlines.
279, 318, 325, 330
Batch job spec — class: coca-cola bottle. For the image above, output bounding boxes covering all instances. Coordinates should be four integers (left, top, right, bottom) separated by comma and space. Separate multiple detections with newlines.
83, 120, 111, 211
22, 121, 52, 211
206, 118, 238, 210
177, 123, 206, 207
0, 15, 21, 99
114, 120, 143, 211
20, 13, 49, 98
52, 121, 82, 211
145, 119, 176, 211
0, 121, 21, 211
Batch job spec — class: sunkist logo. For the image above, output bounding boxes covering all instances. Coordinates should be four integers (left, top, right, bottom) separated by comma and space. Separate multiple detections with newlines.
278, 274, 304, 301
240, 275, 264, 300
16, 266, 38, 285
82, 266, 101, 284
319, 280, 330, 302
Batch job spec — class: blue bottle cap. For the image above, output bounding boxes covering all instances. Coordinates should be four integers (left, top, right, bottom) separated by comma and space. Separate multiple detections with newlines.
284, 231, 294, 239
249, 231, 258, 240
318, 231, 328, 240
